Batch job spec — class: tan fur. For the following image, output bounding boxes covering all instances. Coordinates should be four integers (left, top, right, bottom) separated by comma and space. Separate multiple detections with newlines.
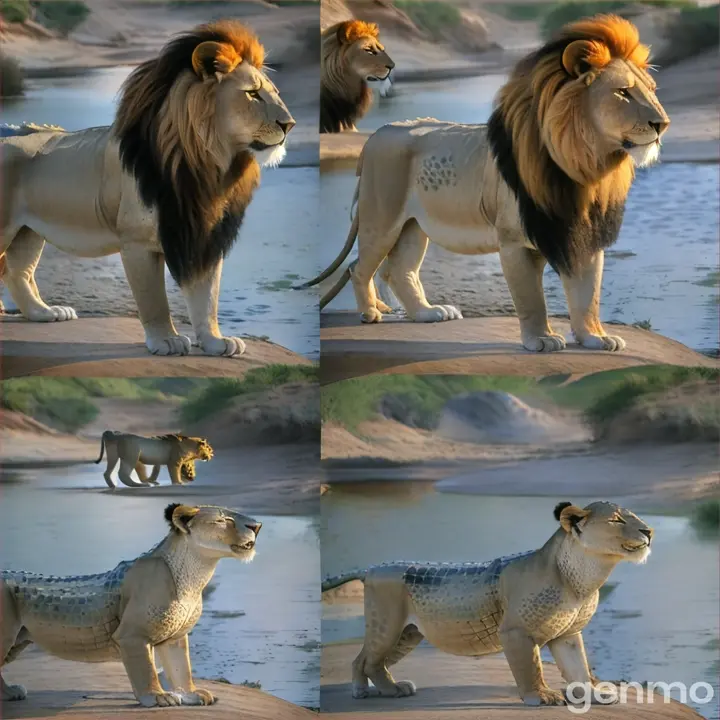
96, 431, 214, 489
311, 15, 670, 353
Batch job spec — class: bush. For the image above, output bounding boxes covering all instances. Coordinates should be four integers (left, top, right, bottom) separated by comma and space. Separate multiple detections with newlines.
0, 53, 24, 97
657, 5, 720, 65
0, 0, 31, 23
691, 499, 720, 535
33, 0, 89, 36
395, 1, 462, 39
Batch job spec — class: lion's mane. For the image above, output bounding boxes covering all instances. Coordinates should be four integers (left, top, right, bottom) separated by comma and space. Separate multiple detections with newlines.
320, 20, 379, 133
114, 20, 264, 286
487, 14, 651, 274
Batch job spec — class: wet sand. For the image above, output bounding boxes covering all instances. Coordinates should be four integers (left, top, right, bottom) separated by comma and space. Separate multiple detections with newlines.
0, 316, 311, 379
321, 642, 703, 719
320, 314, 718, 383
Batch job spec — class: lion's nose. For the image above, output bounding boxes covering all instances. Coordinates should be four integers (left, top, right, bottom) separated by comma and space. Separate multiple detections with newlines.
649, 120, 669, 137
387, 62, 395, 71
639, 527, 653, 541
246, 522, 262, 536
277, 120, 295, 135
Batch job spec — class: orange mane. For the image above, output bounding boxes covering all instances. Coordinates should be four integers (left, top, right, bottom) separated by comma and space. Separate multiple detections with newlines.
336, 20, 380, 44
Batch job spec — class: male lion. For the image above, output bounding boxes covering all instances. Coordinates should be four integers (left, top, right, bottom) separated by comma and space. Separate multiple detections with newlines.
0, 20, 295, 357
323, 501, 653, 706
1, 504, 261, 707
95, 430, 214, 488
307, 15, 670, 352
321, 20, 395, 133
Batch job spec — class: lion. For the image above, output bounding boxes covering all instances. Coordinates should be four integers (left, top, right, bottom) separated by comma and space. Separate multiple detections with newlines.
321, 20, 395, 133
322, 501, 653, 706
0, 20, 295, 357
95, 430, 214, 489
1, 504, 261, 707
306, 15, 670, 352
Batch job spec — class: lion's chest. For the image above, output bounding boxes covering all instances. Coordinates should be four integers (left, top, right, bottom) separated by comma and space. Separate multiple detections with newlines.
146, 597, 204, 644
518, 590, 599, 646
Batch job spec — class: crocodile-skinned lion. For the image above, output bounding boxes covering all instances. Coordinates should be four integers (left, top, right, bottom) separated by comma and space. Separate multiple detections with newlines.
321, 20, 395, 133
306, 15, 670, 352
0, 20, 295, 358
95, 430, 214, 488
1, 504, 261, 707
322, 501, 653, 706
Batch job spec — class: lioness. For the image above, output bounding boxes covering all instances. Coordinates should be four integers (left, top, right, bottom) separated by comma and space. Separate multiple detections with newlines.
307, 15, 670, 353
0, 20, 295, 358
1, 504, 261, 707
95, 431, 214, 488
321, 20, 395, 133
323, 501, 653, 706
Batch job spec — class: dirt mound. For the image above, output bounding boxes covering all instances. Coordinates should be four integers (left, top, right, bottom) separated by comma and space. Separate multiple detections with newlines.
347, 0, 421, 38
187, 383, 319, 448
321, 0, 353, 28
0, 409, 59, 436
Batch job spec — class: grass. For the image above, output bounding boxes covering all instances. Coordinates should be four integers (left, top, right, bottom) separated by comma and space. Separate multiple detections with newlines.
690, 499, 720, 535
0, 0, 30, 23
33, 1, 89, 36
0, 53, 24, 97
395, 1, 462, 39
180, 364, 318, 424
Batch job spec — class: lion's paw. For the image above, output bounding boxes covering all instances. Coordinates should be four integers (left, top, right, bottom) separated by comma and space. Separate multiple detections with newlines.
392, 681, 417, 697
566, 681, 620, 706
178, 688, 216, 705
414, 305, 462, 322
26, 305, 78, 322
523, 334, 567, 353
352, 683, 370, 699
146, 334, 192, 356
523, 687, 567, 706
575, 334, 626, 352
2, 682, 27, 701
199, 336, 246, 357
376, 299, 393, 314
138, 691, 183, 707
361, 307, 384, 323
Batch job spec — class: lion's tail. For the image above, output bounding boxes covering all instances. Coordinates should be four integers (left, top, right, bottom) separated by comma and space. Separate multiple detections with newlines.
322, 569, 367, 593
95, 431, 113, 464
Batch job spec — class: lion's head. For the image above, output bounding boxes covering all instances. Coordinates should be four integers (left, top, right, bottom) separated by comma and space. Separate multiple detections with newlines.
178, 435, 214, 462
488, 15, 669, 275
164, 503, 261, 562
114, 20, 295, 287
554, 501, 653, 564
320, 20, 395, 133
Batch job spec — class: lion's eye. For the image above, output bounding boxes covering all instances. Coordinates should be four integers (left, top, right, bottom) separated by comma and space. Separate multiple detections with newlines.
246, 90, 262, 101
365, 48, 377, 55
615, 88, 632, 101
609, 516, 627, 524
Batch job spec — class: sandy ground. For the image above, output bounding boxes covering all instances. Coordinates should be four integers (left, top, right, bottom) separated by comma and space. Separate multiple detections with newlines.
2, 648, 316, 720
0, 316, 311, 378
320, 642, 702, 719
320, 313, 718, 383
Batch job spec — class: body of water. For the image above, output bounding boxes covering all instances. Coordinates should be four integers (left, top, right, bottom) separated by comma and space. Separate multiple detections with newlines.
1, 68, 319, 358
322, 488, 719, 719
319, 78, 719, 353
0, 467, 320, 708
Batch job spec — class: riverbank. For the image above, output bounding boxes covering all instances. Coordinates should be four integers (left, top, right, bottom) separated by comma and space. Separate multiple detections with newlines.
321, 641, 703, 719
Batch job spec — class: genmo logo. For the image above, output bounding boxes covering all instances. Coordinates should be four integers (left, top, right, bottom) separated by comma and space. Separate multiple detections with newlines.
565, 681, 716, 714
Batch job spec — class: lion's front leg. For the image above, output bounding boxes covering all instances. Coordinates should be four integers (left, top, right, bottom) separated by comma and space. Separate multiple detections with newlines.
120, 244, 191, 356
181, 258, 245, 357
561, 251, 625, 352
156, 635, 215, 706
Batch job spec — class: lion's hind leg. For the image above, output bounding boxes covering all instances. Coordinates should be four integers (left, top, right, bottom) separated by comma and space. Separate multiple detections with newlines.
561, 251, 625, 352
103, 443, 120, 489
4, 227, 77, 322
386, 220, 462, 322
1, 583, 28, 701
352, 578, 416, 699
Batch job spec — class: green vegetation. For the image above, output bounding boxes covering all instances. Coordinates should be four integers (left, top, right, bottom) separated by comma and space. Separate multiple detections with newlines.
657, 5, 720, 65
33, 1, 89, 36
690, 499, 720, 535
0, 52, 24, 97
396, 1, 462, 39
0, 0, 31, 23
180, 364, 318, 424
486, 2, 555, 22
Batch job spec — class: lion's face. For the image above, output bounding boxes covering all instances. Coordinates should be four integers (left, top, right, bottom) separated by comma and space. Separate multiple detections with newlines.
344, 35, 395, 83
585, 59, 669, 168
182, 437, 214, 462
215, 62, 295, 168
169, 504, 262, 562
558, 501, 653, 564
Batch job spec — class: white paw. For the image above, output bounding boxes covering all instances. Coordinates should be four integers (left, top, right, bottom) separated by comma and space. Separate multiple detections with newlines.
2, 682, 27, 701
199, 335, 246, 357
361, 307, 383, 323
575, 333, 626, 352
523, 334, 567, 352
26, 305, 78, 322
137, 691, 183, 707
393, 681, 416, 697
413, 305, 463, 322
146, 334, 192, 356
177, 688, 216, 705
352, 684, 370, 699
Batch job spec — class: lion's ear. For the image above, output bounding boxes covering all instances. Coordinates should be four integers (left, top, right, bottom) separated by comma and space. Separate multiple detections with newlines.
192, 41, 241, 82
556, 502, 590, 533
166, 503, 200, 534
562, 39, 611, 78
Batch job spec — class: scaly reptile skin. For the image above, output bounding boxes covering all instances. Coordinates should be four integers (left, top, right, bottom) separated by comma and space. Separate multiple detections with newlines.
323, 551, 534, 655
1, 546, 156, 662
